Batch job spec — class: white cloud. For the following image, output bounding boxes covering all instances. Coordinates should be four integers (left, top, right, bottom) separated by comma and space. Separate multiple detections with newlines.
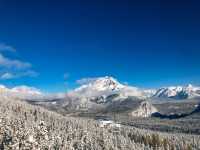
0, 70, 38, 80
0, 83, 65, 100
76, 77, 98, 85
0, 43, 16, 52
0, 53, 31, 69
11, 85, 42, 95
0, 43, 38, 80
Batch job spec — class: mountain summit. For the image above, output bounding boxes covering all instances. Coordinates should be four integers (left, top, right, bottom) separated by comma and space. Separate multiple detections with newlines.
68, 76, 149, 100
75, 76, 125, 92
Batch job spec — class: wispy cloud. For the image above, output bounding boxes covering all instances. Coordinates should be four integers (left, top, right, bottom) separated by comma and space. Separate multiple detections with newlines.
0, 43, 16, 52
0, 54, 31, 69
0, 43, 38, 80
0, 72, 15, 80
0, 70, 39, 80
76, 77, 98, 85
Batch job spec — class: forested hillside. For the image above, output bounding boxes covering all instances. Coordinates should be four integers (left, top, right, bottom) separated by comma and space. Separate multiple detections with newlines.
0, 97, 199, 150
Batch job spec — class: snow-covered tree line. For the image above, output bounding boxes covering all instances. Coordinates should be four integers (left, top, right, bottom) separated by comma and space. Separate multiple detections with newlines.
0, 96, 199, 150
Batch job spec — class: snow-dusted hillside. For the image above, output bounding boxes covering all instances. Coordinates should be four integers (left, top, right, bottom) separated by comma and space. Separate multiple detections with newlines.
0, 95, 199, 150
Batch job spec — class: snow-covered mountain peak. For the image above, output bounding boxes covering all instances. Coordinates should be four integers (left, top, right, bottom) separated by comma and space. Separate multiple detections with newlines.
187, 84, 193, 88
86, 76, 124, 91
154, 84, 200, 99
75, 76, 124, 93
68, 76, 150, 103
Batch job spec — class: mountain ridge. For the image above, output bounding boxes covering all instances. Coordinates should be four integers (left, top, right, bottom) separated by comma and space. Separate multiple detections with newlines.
0, 76, 200, 101
153, 84, 200, 99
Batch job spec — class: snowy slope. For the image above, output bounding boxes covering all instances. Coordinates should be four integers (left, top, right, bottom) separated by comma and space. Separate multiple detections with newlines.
153, 84, 200, 99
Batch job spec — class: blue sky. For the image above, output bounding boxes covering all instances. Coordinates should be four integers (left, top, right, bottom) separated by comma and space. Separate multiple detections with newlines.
0, 0, 200, 92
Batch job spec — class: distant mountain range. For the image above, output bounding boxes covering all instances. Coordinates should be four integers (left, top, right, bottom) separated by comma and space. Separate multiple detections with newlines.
1, 76, 200, 101
67, 76, 200, 101
1, 76, 200, 118
67, 76, 153, 101
153, 84, 200, 99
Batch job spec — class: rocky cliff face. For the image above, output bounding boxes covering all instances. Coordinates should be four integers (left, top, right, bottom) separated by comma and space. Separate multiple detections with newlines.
131, 101, 157, 117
